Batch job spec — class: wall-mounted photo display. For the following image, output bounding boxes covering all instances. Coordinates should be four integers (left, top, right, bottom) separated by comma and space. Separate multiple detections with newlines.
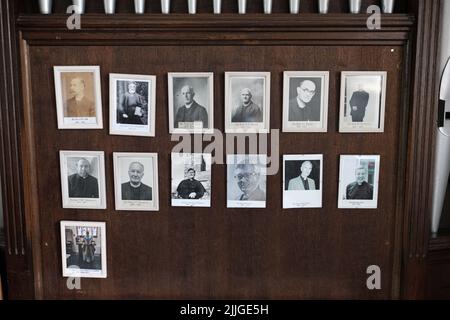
54, 66, 103, 129
60, 221, 107, 279
113, 152, 159, 211
338, 155, 381, 209
282, 71, 329, 132
59, 151, 106, 209
283, 154, 323, 209
339, 71, 387, 133
225, 72, 271, 133
109, 73, 156, 137
171, 153, 212, 207
168, 72, 214, 134
227, 154, 267, 208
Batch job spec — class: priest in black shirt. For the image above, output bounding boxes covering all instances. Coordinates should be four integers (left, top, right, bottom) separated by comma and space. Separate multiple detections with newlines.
68, 158, 99, 198
174, 85, 209, 129
122, 162, 153, 201
176, 168, 206, 199
346, 166, 374, 200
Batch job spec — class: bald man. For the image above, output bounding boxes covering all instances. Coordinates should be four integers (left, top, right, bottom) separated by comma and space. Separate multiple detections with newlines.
121, 162, 152, 201
68, 158, 99, 198
289, 79, 320, 122
232, 88, 263, 123
174, 85, 208, 129
64, 77, 96, 118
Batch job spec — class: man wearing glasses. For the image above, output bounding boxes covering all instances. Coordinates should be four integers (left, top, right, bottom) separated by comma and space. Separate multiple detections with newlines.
289, 79, 320, 122
233, 161, 266, 201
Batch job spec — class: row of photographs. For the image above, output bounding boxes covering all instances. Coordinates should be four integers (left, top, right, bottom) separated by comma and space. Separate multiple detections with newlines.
61, 151, 380, 211
54, 66, 388, 134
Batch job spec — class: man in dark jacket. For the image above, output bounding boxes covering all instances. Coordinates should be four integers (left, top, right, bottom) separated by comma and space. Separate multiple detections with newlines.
346, 166, 373, 200
232, 88, 263, 123
174, 85, 208, 129
176, 168, 206, 199
349, 88, 370, 122
121, 162, 152, 201
68, 158, 99, 198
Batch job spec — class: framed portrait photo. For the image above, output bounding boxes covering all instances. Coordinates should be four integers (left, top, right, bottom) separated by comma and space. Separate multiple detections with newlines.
338, 155, 381, 209
171, 153, 212, 207
109, 73, 156, 137
113, 152, 159, 211
227, 154, 267, 208
54, 66, 103, 129
59, 151, 107, 209
168, 72, 214, 134
225, 72, 271, 133
283, 154, 323, 209
339, 71, 387, 133
282, 71, 329, 132
60, 220, 107, 278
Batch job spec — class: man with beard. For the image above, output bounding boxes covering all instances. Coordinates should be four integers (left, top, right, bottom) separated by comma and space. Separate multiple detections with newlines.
118, 81, 147, 125
68, 158, 99, 198
346, 166, 374, 200
121, 162, 153, 200
175, 168, 206, 199
64, 77, 96, 117
289, 79, 320, 122
233, 160, 266, 201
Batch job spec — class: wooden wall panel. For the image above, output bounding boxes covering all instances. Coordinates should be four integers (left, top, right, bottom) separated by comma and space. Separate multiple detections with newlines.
25, 43, 405, 299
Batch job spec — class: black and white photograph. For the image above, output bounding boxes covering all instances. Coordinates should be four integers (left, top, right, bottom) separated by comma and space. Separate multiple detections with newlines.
171, 153, 212, 207
168, 72, 214, 134
227, 154, 267, 208
338, 155, 381, 209
113, 152, 159, 211
59, 150, 106, 209
60, 221, 107, 278
283, 154, 323, 209
339, 71, 387, 133
54, 66, 103, 129
225, 72, 271, 133
109, 73, 156, 137
283, 71, 329, 132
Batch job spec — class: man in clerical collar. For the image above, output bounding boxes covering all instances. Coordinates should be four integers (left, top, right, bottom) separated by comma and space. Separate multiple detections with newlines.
122, 162, 153, 201
174, 85, 209, 129
234, 161, 266, 201
289, 79, 320, 122
68, 158, 99, 198
118, 81, 146, 125
176, 168, 206, 199
287, 161, 316, 191
64, 77, 96, 118
346, 166, 374, 200
232, 88, 263, 123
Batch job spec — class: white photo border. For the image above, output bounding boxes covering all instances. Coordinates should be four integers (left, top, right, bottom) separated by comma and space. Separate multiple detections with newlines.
339, 71, 387, 133
168, 72, 214, 134
225, 72, 271, 134
109, 73, 156, 137
60, 220, 107, 278
59, 150, 107, 210
54, 66, 103, 129
282, 71, 329, 133
113, 152, 159, 211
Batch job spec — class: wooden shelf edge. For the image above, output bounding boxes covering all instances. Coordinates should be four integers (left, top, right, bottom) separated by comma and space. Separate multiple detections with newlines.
429, 229, 450, 252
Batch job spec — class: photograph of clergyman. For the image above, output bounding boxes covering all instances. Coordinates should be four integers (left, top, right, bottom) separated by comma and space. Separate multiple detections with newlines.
59, 150, 106, 209
283, 155, 323, 209
227, 154, 267, 208
338, 155, 381, 209
60, 221, 107, 279
171, 153, 212, 207
110, 74, 156, 137
225, 72, 271, 133
168, 72, 214, 134
339, 71, 387, 133
283, 71, 329, 132
113, 152, 159, 211
54, 66, 103, 129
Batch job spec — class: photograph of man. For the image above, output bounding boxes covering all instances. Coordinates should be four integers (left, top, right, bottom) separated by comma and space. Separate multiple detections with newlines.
117, 81, 147, 125
64, 76, 95, 118
121, 161, 153, 201
175, 168, 206, 199
68, 158, 99, 198
174, 85, 208, 129
346, 166, 374, 200
289, 79, 320, 122
287, 161, 316, 191
233, 160, 266, 201
232, 88, 263, 123
349, 85, 370, 122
